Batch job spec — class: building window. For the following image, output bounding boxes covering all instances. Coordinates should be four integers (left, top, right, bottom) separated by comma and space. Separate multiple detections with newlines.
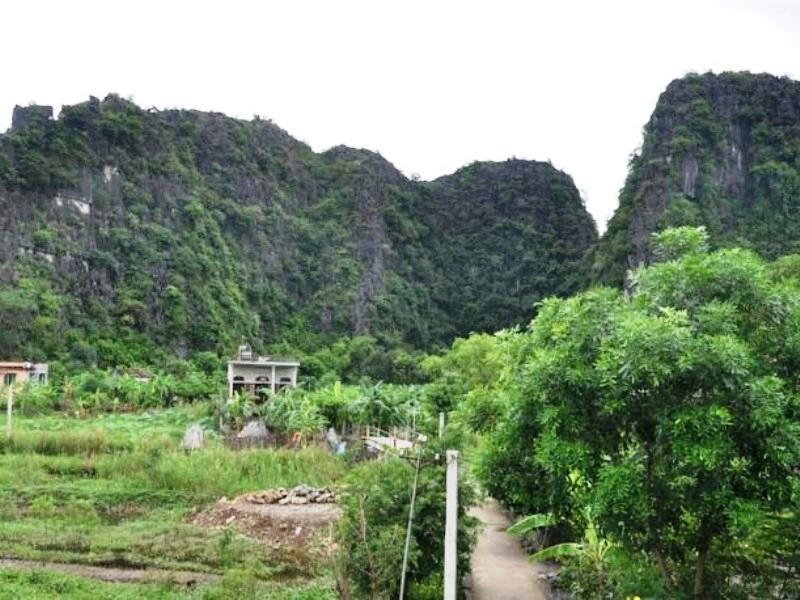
3, 373, 15, 387
39, 373, 47, 384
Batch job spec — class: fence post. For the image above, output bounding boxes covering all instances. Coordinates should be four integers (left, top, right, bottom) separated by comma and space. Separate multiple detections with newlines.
6, 385, 13, 438
444, 450, 458, 600
438, 412, 445, 438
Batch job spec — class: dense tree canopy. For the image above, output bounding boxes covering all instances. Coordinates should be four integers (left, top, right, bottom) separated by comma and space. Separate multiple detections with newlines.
457, 228, 800, 597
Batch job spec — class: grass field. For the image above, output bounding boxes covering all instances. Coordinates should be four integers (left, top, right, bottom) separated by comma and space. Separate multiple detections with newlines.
0, 405, 344, 598
0, 568, 337, 599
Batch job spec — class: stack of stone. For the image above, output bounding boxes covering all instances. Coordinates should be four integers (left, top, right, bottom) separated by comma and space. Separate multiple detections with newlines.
239, 485, 336, 505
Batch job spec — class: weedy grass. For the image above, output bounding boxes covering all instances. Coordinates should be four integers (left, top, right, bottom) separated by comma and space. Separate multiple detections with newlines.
0, 568, 337, 599
0, 428, 125, 455
0, 513, 263, 573
8, 404, 212, 442
0, 569, 188, 599
0, 405, 344, 596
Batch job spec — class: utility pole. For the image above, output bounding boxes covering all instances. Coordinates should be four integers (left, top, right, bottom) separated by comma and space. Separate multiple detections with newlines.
438, 412, 445, 438
444, 450, 459, 600
6, 385, 13, 438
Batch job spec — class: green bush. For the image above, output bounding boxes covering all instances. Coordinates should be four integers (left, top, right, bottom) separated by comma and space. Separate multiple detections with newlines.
262, 389, 325, 442
335, 452, 476, 598
408, 572, 444, 599
15, 368, 222, 415
12, 383, 61, 414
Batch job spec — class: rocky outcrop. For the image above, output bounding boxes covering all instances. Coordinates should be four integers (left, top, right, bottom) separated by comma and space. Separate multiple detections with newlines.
591, 72, 800, 285
319, 147, 405, 336
181, 424, 205, 450
11, 105, 53, 131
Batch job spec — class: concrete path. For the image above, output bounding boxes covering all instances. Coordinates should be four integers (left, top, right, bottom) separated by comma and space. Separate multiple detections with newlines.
469, 499, 548, 600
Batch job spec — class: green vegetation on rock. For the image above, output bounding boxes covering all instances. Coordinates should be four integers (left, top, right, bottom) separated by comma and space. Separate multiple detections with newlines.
591, 71, 800, 285
0, 96, 596, 372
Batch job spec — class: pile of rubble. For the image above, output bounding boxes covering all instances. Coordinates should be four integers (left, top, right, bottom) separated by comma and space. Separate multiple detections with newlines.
235, 484, 335, 506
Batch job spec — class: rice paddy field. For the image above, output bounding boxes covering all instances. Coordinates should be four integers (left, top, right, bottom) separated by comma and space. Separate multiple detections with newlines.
0, 405, 345, 598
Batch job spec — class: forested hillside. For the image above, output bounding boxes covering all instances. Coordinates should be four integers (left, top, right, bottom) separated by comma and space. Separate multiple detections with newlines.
0, 96, 596, 368
590, 71, 800, 284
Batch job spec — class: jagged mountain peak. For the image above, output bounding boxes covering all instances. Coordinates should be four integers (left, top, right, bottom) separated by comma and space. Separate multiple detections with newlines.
591, 70, 800, 285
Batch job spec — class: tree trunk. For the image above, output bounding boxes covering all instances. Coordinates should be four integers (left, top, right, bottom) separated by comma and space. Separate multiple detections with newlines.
654, 550, 674, 587
693, 547, 707, 599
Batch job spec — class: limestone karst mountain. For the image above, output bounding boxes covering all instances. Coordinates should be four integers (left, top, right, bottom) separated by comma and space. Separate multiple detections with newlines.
0, 96, 597, 365
590, 71, 800, 285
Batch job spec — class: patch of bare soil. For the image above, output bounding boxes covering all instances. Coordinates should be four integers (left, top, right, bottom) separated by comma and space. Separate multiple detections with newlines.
191, 495, 341, 550
0, 558, 219, 585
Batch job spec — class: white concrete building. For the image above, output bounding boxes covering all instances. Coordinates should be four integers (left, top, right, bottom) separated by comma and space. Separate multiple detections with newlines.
227, 345, 299, 399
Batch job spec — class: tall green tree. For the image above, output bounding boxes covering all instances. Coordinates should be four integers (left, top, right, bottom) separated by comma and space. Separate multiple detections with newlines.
482, 227, 800, 597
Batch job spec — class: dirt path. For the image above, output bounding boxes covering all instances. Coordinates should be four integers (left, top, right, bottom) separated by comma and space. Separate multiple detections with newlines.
0, 558, 219, 585
468, 499, 549, 600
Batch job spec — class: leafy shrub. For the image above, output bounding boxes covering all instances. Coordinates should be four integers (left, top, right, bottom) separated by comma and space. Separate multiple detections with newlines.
262, 389, 325, 442
13, 383, 61, 414
335, 450, 476, 598
224, 381, 424, 443
221, 391, 261, 430
408, 572, 444, 599
18, 368, 221, 415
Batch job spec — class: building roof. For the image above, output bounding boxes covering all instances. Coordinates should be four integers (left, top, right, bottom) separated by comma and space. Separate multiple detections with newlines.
0, 362, 35, 369
228, 357, 300, 368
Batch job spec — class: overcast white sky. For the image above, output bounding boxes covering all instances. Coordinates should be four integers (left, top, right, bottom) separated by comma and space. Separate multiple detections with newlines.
1, 0, 798, 230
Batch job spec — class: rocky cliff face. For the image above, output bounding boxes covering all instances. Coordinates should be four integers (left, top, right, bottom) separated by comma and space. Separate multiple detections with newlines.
422, 160, 597, 336
591, 72, 800, 285
0, 96, 597, 364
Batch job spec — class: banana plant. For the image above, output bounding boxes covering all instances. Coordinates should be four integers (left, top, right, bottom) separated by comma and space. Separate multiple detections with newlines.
508, 509, 612, 564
